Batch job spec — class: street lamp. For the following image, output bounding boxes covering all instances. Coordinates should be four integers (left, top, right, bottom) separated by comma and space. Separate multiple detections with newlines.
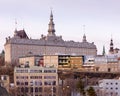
51, 82, 53, 96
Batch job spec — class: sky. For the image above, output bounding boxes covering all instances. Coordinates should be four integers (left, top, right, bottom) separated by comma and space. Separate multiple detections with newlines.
0, 0, 120, 54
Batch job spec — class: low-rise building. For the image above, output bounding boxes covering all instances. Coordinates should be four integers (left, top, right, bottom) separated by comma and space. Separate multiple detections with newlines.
14, 66, 58, 96
19, 54, 84, 70
95, 55, 119, 72
58, 55, 84, 70
98, 79, 120, 96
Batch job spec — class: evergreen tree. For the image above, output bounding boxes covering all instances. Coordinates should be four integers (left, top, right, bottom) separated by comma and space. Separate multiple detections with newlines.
87, 86, 97, 96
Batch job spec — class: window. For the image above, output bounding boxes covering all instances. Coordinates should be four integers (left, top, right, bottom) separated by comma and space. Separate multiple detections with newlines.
21, 82, 24, 85
53, 81, 56, 85
30, 70, 42, 73
16, 76, 19, 79
30, 87, 33, 92
44, 76, 56, 79
111, 92, 113, 95
16, 81, 20, 85
53, 87, 56, 93
21, 87, 24, 92
30, 76, 42, 79
44, 70, 56, 73
35, 87, 39, 92
39, 76, 42, 79
25, 87, 28, 92
106, 83, 108, 85
35, 81, 42, 86
44, 81, 52, 85
39, 87, 42, 92
25, 82, 28, 85
26, 61, 29, 65
108, 68, 111, 72
116, 82, 118, 85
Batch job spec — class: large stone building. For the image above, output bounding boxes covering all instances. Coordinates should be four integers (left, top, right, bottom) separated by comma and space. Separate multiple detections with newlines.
4, 11, 97, 65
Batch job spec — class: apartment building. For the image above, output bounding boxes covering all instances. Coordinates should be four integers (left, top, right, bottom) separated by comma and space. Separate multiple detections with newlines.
14, 66, 58, 96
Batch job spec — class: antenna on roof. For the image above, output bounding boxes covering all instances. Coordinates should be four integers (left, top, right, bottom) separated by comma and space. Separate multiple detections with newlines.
15, 18, 17, 31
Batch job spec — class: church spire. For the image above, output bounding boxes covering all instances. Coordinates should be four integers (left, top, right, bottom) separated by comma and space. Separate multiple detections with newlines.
48, 10, 56, 36
82, 25, 87, 42
102, 45, 105, 55
82, 34, 87, 42
109, 38, 114, 54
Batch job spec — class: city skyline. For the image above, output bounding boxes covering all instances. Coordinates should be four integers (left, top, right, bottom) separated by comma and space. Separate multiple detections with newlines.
0, 0, 120, 54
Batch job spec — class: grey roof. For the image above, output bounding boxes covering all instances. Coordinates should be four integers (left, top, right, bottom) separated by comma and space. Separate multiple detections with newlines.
5, 34, 96, 49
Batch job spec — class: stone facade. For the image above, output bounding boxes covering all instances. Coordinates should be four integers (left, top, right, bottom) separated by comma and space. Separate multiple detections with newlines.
4, 11, 97, 65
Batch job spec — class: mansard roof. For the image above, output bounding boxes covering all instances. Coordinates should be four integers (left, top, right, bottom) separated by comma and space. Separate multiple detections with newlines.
5, 35, 96, 49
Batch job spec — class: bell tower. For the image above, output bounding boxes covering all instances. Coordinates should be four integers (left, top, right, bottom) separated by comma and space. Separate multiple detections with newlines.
47, 10, 56, 36
82, 34, 87, 42
109, 38, 114, 54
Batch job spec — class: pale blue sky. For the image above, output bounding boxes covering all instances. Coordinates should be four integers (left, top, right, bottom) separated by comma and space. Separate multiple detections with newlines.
0, 0, 120, 54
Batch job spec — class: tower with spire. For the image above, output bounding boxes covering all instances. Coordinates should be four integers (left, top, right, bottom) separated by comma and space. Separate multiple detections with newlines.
102, 45, 105, 55
82, 25, 87, 42
82, 34, 87, 42
4, 10, 97, 65
47, 10, 56, 36
109, 38, 114, 54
